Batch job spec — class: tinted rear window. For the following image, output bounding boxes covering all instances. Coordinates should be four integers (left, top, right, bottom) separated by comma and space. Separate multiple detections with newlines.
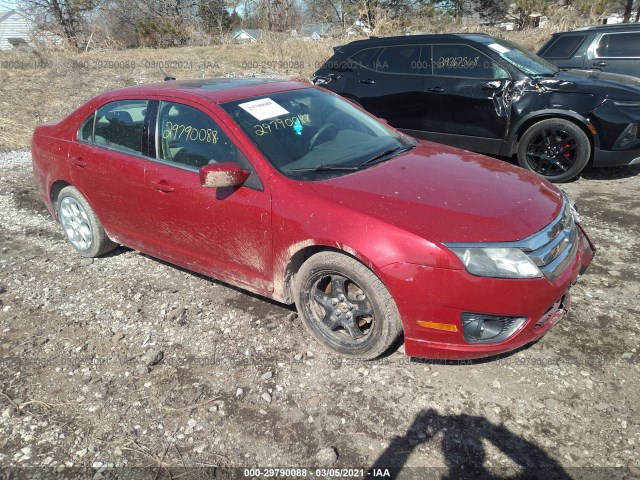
541, 35, 586, 58
596, 32, 640, 58
376, 45, 422, 74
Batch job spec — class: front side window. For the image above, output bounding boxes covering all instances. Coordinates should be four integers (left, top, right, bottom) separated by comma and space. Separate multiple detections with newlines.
432, 44, 507, 79
157, 101, 251, 172
93, 100, 148, 154
220, 88, 415, 180
596, 32, 640, 58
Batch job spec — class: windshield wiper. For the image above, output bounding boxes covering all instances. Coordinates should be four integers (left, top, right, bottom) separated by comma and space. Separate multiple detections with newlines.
285, 163, 361, 173
360, 145, 414, 167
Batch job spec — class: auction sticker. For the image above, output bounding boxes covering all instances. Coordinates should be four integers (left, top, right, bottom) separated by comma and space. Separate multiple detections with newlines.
239, 98, 289, 121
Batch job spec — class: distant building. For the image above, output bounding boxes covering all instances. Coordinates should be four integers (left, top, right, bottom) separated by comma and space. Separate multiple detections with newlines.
299, 23, 334, 40
0, 10, 32, 50
600, 14, 624, 24
345, 19, 371, 37
232, 28, 264, 43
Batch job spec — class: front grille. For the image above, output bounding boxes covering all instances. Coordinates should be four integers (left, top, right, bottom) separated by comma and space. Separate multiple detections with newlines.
518, 199, 578, 281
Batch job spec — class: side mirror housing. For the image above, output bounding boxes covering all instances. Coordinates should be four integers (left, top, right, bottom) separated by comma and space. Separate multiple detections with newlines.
199, 162, 250, 188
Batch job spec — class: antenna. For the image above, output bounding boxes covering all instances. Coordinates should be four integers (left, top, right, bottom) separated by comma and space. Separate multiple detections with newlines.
158, 65, 175, 81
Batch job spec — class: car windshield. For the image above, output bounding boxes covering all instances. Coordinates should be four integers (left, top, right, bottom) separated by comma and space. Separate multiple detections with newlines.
477, 37, 559, 77
220, 88, 415, 179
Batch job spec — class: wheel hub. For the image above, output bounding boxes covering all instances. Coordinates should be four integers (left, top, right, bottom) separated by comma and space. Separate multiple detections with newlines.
59, 197, 93, 251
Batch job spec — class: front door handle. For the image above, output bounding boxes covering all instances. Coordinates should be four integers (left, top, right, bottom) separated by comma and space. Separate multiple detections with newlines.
427, 87, 444, 93
594, 61, 607, 67
359, 79, 375, 84
150, 180, 175, 193
71, 157, 87, 168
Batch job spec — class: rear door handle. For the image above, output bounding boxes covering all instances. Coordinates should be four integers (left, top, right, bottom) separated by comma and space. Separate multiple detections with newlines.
71, 157, 87, 168
359, 79, 375, 84
150, 180, 175, 193
427, 87, 444, 93
594, 61, 607, 67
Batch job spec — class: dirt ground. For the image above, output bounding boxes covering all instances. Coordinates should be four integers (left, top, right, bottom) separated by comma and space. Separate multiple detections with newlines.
0, 145, 639, 480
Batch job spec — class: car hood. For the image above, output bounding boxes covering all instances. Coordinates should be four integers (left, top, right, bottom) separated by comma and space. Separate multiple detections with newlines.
539, 70, 640, 100
309, 142, 563, 244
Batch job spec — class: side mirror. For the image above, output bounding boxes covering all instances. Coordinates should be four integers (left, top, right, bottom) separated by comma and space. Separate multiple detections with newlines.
482, 80, 503, 90
199, 162, 250, 188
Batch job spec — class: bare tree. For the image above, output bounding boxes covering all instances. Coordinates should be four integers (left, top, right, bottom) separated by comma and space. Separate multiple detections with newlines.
20, 0, 96, 48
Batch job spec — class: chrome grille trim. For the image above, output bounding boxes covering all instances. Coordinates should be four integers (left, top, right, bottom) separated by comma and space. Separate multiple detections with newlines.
444, 196, 579, 281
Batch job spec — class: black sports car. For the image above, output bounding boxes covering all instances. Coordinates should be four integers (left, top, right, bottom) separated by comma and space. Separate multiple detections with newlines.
312, 34, 640, 182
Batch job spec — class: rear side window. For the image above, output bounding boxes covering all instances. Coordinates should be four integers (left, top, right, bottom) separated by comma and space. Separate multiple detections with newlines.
93, 100, 149, 154
347, 48, 379, 69
375, 45, 422, 75
541, 35, 586, 58
596, 32, 640, 58
78, 113, 95, 142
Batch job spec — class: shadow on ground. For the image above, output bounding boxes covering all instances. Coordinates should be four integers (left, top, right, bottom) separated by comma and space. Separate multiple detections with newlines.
368, 408, 571, 480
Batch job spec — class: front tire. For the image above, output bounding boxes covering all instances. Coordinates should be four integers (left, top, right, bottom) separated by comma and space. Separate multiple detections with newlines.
294, 252, 402, 359
517, 118, 590, 183
57, 186, 116, 257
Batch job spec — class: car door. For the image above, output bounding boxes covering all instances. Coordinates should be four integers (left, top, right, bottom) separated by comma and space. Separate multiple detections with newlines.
143, 99, 272, 290
350, 44, 428, 130
420, 42, 511, 154
71, 99, 154, 246
588, 31, 640, 76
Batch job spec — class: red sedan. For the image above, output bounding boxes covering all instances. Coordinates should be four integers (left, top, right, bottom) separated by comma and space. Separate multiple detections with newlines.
31, 79, 596, 359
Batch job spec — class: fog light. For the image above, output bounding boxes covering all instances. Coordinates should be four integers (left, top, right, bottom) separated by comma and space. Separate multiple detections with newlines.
617, 123, 639, 148
461, 313, 527, 344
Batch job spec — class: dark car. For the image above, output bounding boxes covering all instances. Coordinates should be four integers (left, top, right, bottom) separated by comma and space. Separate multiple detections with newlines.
312, 34, 640, 182
31, 78, 595, 360
538, 23, 640, 78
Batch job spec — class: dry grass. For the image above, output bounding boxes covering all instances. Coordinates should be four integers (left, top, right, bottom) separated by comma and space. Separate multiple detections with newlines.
0, 22, 592, 150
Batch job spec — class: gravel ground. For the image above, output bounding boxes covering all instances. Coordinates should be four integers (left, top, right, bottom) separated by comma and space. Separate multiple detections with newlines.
0, 150, 639, 479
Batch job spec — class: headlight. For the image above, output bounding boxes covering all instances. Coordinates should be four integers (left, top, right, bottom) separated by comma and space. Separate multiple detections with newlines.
448, 247, 542, 279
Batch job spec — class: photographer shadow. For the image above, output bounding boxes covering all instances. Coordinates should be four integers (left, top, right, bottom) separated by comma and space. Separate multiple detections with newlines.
368, 408, 572, 480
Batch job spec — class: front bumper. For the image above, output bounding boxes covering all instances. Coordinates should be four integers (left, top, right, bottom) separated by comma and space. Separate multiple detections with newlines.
593, 148, 640, 167
381, 225, 596, 360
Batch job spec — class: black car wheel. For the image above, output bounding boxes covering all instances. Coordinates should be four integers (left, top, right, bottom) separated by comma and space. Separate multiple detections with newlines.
57, 186, 117, 257
294, 252, 402, 359
517, 118, 590, 183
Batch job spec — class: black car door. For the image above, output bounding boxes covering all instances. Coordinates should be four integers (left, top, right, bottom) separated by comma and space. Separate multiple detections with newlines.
588, 31, 640, 77
350, 44, 428, 131
419, 42, 512, 154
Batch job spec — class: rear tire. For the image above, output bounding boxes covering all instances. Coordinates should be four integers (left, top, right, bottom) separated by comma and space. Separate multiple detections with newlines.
57, 186, 117, 257
517, 118, 590, 183
294, 251, 403, 359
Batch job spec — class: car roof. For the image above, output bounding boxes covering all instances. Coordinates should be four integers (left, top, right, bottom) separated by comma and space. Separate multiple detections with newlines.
570, 22, 640, 32
105, 78, 310, 104
337, 33, 494, 50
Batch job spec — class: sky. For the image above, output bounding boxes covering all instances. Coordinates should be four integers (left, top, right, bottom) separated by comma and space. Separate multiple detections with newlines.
0, 0, 18, 10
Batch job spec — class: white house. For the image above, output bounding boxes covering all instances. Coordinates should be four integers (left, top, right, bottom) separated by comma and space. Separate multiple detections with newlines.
232, 28, 264, 43
0, 10, 32, 50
